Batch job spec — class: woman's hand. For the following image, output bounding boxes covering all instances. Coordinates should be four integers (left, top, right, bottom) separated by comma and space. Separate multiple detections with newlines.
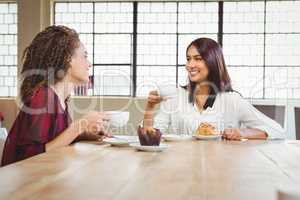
222, 128, 242, 140
78, 111, 110, 135
146, 90, 163, 109
222, 128, 268, 140
47, 111, 110, 151
143, 91, 163, 129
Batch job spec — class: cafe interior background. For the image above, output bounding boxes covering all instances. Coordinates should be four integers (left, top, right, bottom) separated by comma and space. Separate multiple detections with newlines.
0, 0, 299, 140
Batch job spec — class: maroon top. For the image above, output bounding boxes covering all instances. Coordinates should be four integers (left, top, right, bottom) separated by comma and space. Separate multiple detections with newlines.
1, 86, 71, 166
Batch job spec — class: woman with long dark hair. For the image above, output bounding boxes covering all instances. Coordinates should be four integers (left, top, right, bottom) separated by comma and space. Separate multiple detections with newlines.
143, 37, 285, 140
1, 25, 109, 166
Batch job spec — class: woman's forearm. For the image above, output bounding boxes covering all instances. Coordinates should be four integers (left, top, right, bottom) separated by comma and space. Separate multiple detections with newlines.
240, 128, 268, 140
45, 120, 86, 152
143, 103, 156, 129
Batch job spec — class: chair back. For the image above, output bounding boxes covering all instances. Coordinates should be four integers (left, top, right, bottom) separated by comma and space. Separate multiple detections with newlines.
253, 105, 285, 127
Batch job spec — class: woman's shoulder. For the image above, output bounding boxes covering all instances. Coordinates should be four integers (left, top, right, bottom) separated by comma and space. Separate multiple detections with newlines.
23, 86, 58, 110
218, 91, 242, 99
216, 91, 244, 106
176, 86, 190, 101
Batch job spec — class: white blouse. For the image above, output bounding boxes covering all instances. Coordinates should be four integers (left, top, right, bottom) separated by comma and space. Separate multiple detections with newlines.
153, 88, 285, 139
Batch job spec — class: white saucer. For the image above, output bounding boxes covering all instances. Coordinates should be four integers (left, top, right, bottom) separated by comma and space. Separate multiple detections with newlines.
113, 135, 139, 143
103, 138, 130, 146
130, 143, 169, 152
162, 134, 192, 142
193, 134, 222, 140
103, 136, 138, 147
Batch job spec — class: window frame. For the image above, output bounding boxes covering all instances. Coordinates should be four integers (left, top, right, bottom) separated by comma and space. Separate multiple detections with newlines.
52, 0, 300, 99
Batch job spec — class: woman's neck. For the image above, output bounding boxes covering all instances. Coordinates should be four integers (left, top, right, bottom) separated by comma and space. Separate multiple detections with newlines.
195, 83, 210, 96
195, 84, 210, 111
50, 81, 74, 109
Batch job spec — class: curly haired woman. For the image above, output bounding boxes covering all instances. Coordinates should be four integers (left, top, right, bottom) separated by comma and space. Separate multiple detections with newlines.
1, 25, 109, 166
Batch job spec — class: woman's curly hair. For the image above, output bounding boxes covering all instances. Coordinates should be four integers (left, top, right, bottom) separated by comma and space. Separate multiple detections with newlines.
20, 25, 80, 101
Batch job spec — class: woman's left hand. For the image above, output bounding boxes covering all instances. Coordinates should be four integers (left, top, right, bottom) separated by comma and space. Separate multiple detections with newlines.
77, 131, 112, 141
222, 128, 242, 140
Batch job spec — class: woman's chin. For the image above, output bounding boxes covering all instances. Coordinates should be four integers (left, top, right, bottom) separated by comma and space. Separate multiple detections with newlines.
189, 76, 201, 83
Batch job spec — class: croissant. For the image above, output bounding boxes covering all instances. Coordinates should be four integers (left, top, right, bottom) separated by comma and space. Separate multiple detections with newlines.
196, 123, 218, 136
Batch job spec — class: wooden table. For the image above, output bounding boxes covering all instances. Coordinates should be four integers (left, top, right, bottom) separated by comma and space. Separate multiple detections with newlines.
0, 139, 300, 200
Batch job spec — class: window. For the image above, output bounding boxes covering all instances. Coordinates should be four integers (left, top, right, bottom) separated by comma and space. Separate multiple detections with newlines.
265, 1, 300, 99
54, 1, 300, 99
223, 1, 300, 99
0, 2, 17, 97
55, 2, 132, 96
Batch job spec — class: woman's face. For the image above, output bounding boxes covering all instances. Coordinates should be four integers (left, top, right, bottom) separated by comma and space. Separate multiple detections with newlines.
67, 42, 91, 85
186, 45, 209, 83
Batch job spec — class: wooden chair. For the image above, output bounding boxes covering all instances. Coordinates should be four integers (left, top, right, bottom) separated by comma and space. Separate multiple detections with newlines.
253, 105, 285, 128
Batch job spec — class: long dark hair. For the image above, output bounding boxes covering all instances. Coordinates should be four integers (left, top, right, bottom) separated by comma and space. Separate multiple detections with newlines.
20, 25, 80, 102
183, 37, 233, 108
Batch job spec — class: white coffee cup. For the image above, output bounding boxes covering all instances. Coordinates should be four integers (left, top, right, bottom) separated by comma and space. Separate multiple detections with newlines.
0, 128, 7, 161
157, 84, 177, 99
106, 111, 129, 127
0, 128, 7, 139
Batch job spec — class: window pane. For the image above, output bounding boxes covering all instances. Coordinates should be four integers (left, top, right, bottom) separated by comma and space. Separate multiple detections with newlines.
0, 2, 17, 97
137, 34, 176, 65
137, 66, 176, 97
265, 34, 300, 66
95, 2, 133, 33
138, 2, 177, 33
265, 67, 300, 99
94, 34, 132, 64
178, 2, 218, 33
223, 34, 264, 66
227, 67, 264, 98
55, 3, 93, 33
266, 1, 300, 33
94, 66, 131, 96
223, 2, 264, 33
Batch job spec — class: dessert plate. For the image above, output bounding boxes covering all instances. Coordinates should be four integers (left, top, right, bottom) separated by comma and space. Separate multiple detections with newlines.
130, 143, 168, 152
103, 135, 138, 146
193, 134, 221, 140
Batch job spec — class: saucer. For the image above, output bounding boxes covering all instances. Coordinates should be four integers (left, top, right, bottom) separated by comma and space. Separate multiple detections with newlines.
162, 134, 192, 142
103, 138, 130, 146
130, 143, 168, 152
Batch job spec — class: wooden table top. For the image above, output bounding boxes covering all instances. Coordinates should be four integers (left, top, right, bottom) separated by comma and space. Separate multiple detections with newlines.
0, 139, 300, 200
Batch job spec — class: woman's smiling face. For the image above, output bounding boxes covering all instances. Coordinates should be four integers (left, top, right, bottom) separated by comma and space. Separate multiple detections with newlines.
185, 45, 209, 84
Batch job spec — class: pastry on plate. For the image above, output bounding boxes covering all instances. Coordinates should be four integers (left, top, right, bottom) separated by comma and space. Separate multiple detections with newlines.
137, 126, 162, 146
195, 123, 219, 136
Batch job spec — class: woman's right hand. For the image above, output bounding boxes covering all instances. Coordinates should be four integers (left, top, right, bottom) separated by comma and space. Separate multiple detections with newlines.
146, 90, 163, 109
143, 91, 163, 128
